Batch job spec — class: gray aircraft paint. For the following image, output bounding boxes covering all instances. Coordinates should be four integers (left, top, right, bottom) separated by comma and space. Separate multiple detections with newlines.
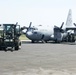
24, 9, 73, 42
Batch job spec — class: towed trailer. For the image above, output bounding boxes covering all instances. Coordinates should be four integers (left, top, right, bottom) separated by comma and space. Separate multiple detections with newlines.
0, 23, 21, 51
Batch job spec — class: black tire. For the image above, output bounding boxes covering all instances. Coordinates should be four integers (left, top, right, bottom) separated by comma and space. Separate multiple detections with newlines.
4, 48, 7, 52
15, 46, 19, 50
11, 50, 13, 52
32, 40, 35, 43
0, 47, 2, 50
44, 41, 47, 43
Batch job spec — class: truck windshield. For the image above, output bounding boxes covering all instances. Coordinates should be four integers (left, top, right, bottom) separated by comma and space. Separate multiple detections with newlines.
7, 26, 11, 31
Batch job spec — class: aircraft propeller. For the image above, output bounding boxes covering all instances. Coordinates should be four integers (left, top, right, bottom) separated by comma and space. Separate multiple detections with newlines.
73, 23, 76, 27
54, 22, 64, 33
20, 22, 38, 33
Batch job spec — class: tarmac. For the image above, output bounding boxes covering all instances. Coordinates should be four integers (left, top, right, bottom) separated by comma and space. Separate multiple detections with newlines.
0, 41, 76, 75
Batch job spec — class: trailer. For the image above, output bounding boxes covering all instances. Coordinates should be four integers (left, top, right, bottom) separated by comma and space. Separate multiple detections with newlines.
0, 23, 21, 51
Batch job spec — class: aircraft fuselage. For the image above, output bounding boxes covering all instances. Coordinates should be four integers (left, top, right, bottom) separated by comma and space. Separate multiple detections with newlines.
26, 27, 53, 42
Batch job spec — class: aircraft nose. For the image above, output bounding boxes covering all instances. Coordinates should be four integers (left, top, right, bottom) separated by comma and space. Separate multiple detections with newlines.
26, 31, 33, 36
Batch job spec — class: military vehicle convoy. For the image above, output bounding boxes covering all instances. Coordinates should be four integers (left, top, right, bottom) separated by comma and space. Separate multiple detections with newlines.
0, 23, 21, 51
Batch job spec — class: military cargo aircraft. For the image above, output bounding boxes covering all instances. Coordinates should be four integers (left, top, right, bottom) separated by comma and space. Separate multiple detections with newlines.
23, 9, 75, 43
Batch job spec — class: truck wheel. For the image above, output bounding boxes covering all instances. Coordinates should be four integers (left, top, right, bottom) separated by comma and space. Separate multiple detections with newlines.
0, 47, 2, 50
15, 46, 19, 50
4, 48, 7, 52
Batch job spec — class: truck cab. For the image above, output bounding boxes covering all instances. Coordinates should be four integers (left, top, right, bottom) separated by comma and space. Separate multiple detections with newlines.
0, 23, 21, 51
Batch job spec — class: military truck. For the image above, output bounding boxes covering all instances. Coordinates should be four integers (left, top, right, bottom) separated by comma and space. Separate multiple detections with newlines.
0, 23, 21, 51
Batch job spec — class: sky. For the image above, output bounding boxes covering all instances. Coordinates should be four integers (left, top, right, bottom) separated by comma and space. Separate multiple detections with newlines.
0, 0, 76, 27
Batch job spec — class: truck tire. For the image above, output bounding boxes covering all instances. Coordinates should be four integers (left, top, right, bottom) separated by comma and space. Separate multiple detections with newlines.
4, 48, 7, 52
15, 46, 19, 50
0, 47, 2, 50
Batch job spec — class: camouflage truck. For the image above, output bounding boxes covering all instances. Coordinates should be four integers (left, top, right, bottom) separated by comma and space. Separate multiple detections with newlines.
0, 23, 21, 51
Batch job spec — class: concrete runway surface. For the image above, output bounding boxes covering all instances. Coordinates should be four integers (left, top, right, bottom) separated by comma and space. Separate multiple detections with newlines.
0, 42, 76, 75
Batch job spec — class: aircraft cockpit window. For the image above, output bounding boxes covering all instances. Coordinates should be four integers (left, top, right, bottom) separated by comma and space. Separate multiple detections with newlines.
34, 32, 37, 34
36, 28, 38, 30
33, 28, 38, 30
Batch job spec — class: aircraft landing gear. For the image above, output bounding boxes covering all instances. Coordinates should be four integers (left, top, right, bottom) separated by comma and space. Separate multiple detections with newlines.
66, 34, 75, 42
31, 40, 35, 43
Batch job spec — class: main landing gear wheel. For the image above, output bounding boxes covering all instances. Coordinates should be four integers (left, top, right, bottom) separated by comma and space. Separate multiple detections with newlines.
31, 40, 35, 43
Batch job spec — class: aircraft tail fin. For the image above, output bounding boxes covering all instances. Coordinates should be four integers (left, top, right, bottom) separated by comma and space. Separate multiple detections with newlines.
65, 9, 73, 28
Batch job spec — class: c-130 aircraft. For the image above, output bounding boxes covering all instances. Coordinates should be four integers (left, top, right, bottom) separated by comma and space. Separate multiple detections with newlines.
23, 9, 75, 43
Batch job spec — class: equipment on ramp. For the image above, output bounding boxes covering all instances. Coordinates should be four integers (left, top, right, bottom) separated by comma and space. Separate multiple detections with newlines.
0, 23, 21, 51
